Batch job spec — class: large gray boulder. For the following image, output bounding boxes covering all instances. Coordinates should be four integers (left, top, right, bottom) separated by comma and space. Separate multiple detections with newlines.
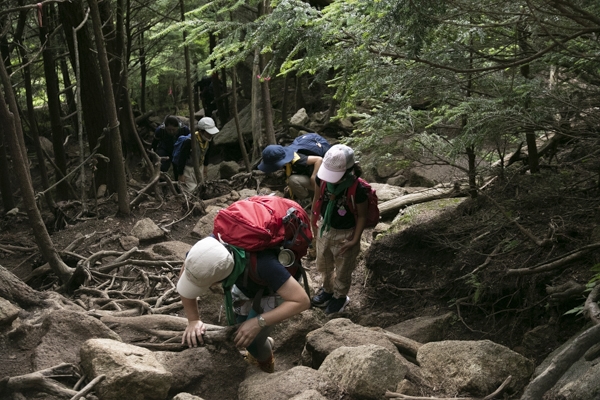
302, 318, 399, 369
319, 344, 407, 400
238, 366, 335, 400
155, 345, 246, 400
417, 340, 534, 397
80, 338, 172, 400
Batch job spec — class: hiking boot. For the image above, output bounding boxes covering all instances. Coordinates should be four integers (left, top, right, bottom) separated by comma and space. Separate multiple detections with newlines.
245, 352, 275, 373
311, 288, 333, 308
325, 296, 350, 314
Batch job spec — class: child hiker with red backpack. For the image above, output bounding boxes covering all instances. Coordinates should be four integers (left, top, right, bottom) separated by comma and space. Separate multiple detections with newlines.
310, 144, 372, 314
176, 197, 312, 373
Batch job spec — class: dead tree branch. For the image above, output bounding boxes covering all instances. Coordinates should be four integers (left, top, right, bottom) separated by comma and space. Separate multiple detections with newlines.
506, 243, 600, 276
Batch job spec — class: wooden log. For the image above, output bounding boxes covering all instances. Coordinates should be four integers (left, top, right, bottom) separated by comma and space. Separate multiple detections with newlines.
378, 186, 462, 218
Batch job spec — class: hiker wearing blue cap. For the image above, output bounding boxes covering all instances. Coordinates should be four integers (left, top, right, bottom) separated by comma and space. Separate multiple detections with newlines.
257, 144, 323, 201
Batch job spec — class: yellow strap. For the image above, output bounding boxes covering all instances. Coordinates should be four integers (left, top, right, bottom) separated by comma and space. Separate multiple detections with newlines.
285, 153, 301, 199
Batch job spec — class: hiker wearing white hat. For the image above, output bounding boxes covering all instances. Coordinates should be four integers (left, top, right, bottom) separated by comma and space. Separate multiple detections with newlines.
174, 117, 220, 191
177, 236, 310, 373
310, 144, 370, 314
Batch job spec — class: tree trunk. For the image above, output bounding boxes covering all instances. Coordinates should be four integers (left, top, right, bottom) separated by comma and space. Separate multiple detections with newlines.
59, 0, 111, 191
251, 48, 263, 162
39, 5, 70, 201
89, 0, 130, 215
18, 32, 56, 211
0, 65, 74, 284
232, 66, 251, 172
0, 129, 14, 213
58, 56, 78, 131
139, 31, 147, 114
180, 0, 201, 184
259, 54, 276, 145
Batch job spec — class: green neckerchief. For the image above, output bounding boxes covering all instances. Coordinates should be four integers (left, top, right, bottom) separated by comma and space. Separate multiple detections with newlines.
320, 174, 355, 237
222, 245, 247, 326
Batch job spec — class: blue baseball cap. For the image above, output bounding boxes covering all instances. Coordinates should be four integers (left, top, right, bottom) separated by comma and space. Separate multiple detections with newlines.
257, 145, 295, 173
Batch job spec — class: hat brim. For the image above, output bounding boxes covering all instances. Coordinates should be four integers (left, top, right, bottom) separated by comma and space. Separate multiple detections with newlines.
317, 165, 346, 184
257, 147, 295, 173
177, 271, 209, 299
204, 126, 219, 135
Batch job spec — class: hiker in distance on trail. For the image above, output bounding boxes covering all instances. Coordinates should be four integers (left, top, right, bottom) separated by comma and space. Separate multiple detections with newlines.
152, 115, 191, 179
172, 117, 220, 191
177, 196, 313, 373
258, 133, 332, 204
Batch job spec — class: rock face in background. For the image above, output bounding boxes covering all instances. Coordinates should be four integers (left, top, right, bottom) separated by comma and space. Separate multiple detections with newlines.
385, 312, 455, 343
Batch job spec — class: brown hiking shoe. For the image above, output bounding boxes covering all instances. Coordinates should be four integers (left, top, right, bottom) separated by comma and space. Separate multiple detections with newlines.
245, 351, 275, 373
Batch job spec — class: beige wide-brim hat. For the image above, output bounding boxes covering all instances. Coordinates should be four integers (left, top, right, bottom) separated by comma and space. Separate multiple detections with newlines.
176, 237, 234, 299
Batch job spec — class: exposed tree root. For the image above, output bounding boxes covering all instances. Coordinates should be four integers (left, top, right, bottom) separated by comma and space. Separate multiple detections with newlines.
0, 363, 80, 399
386, 376, 512, 399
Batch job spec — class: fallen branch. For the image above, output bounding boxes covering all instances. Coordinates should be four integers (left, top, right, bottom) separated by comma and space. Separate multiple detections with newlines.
379, 185, 464, 218
506, 243, 600, 276
386, 375, 512, 399
519, 324, 600, 400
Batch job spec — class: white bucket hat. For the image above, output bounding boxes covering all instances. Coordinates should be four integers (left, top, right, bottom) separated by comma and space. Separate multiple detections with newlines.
317, 144, 355, 183
176, 237, 234, 299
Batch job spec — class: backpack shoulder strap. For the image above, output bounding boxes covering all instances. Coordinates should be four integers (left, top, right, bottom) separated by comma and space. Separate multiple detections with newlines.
346, 178, 360, 214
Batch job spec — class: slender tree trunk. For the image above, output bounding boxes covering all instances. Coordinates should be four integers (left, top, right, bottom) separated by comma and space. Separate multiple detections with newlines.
180, 0, 201, 183
59, 0, 111, 191
257, 0, 275, 145
18, 33, 56, 211
259, 55, 276, 145
220, 67, 230, 123
281, 74, 289, 131
39, 4, 70, 201
0, 129, 14, 213
139, 32, 147, 113
251, 48, 263, 162
0, 64, 74, 284
518, 22, 539, 174
89, 0, 130, 215
232, 66, 251, 172
58, 55, 78, 131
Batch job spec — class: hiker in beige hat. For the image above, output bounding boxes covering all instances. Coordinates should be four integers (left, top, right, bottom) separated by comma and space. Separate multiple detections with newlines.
177, 236, 310, 372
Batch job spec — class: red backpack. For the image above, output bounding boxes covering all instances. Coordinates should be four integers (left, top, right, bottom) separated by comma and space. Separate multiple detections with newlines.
213, 196, 313, 285
315, 178, 380, 228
